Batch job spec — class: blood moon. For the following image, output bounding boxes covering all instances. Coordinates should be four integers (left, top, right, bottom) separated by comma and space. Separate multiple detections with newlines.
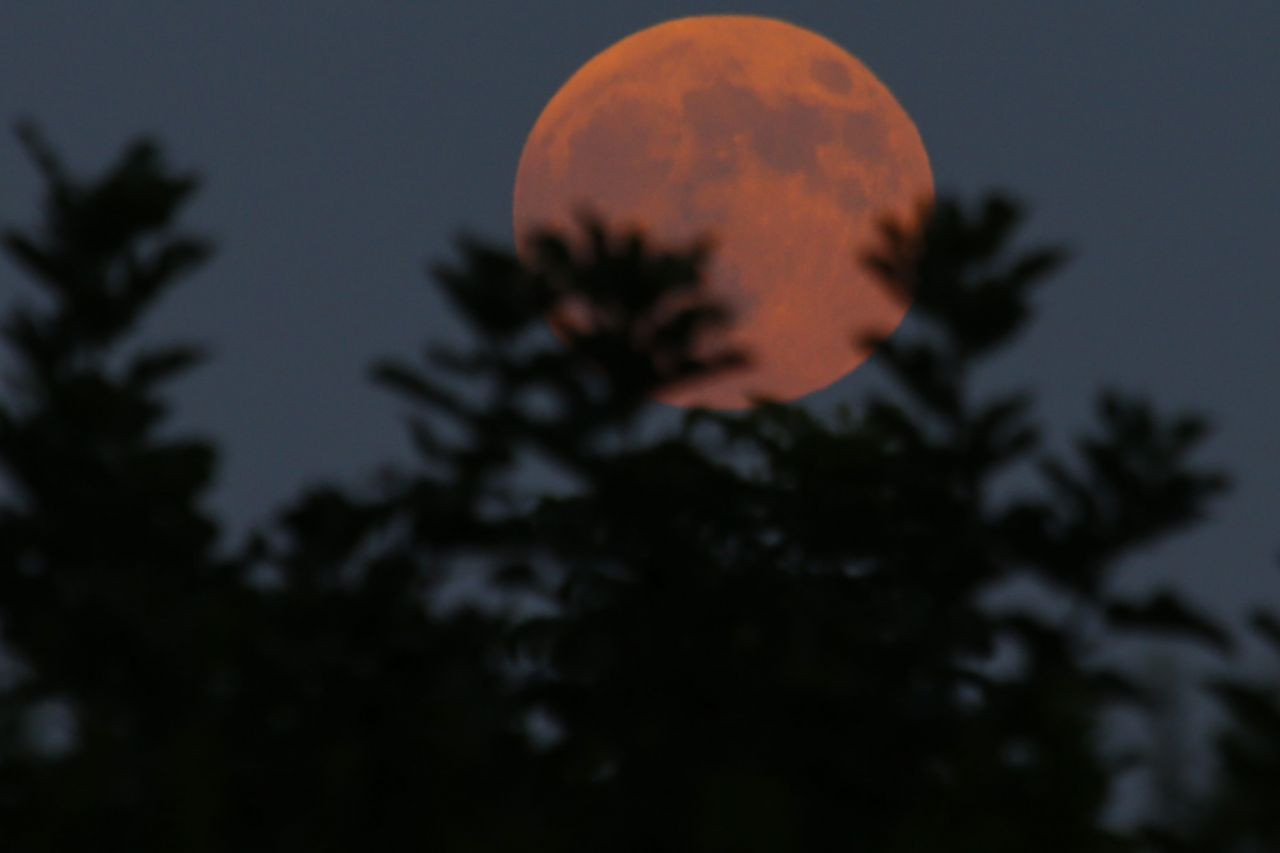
513, 15, 932, 409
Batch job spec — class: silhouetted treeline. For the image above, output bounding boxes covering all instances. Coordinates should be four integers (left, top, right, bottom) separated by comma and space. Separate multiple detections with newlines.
1, 130, 1278, 852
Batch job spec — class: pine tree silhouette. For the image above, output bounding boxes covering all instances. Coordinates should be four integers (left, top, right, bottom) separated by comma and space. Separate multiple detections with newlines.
0, 130, 1268, 852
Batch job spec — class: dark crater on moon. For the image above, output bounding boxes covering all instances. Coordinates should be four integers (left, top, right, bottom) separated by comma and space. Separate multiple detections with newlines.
811, 57, 853, 94
679, 80, 887, 214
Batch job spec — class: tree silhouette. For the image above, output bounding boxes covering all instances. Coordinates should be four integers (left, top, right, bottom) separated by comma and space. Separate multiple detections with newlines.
0, 131, 1270, 851
0, 126, 232, 848
1162, 606, 1280, 852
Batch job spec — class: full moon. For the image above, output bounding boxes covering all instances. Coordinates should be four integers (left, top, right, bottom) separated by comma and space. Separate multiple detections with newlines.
513, 15, 933, 409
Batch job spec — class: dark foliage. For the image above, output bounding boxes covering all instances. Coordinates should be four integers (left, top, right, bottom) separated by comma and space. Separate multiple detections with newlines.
0, 131, 1274, 851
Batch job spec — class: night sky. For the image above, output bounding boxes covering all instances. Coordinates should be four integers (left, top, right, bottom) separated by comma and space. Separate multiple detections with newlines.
3, 3, 1278, 633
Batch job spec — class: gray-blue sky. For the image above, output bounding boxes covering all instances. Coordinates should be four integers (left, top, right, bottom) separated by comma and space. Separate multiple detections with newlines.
2, 2, 1277, 627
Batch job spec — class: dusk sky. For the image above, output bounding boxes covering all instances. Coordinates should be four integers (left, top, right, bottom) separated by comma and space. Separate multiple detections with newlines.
3, 2, 1277, 631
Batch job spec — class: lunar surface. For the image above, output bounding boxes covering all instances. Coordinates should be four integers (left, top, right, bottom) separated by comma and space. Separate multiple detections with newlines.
514, 15, 933, 408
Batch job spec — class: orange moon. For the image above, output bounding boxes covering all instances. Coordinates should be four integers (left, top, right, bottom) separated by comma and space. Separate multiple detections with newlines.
513, 15, 932, 409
